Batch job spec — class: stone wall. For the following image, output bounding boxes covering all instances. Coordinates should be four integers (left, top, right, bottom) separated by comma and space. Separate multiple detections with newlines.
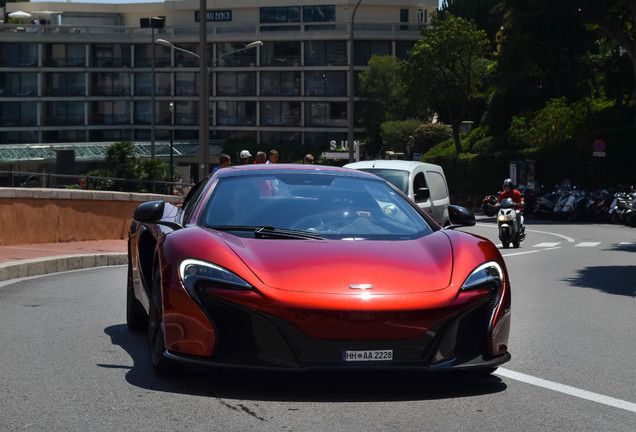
0, 188, 183, 246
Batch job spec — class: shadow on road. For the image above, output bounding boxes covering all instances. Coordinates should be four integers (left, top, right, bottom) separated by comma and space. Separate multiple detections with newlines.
101, 324, 507, 402
563, 265, 636, 297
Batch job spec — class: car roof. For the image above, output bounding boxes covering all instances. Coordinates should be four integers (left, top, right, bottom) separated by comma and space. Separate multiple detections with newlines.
211, 163, 382, 180
344, 160, 443, 172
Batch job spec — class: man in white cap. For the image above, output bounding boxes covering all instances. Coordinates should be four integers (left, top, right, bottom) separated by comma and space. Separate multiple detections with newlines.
239, 150, 252, 164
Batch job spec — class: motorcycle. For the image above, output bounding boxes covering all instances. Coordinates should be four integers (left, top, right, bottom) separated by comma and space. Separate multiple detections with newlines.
497, 198, 525, 248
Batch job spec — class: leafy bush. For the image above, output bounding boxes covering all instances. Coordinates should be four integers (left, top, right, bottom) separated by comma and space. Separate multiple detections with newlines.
380, 119, 421, 155
413, 123, 453, 154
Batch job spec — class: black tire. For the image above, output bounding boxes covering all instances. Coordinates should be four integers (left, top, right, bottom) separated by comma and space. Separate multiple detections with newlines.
512, 238, 520, 248
126, 260, 147, 331
148, 267, 176, 376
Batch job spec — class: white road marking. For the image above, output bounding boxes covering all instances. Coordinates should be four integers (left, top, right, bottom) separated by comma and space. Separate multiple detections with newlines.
534, 242, 561, 248
526, 229, 575, 243
496, 368, 636, 413
575, 242, 601, 247
501, 247, 560, 257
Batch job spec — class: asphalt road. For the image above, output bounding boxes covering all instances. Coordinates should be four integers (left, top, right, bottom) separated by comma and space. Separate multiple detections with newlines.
1, 218, 634, 431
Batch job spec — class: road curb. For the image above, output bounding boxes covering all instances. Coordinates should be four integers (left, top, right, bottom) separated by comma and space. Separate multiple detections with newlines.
0, 253, 127, 282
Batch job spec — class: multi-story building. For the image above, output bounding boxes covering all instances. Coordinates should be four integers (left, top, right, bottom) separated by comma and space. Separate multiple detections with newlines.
1, 1, 436, 181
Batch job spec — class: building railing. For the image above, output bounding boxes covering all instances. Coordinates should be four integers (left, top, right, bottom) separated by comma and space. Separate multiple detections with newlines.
0, 170, 193, 193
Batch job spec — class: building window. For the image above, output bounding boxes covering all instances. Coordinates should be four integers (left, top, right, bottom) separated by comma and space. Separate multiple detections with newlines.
44, 73, 85, 96
354, 41, 391, 66
91, 101, 130, 125
43, 102, 84, 126
91, 72, 131, 96
304, 40, 346, 66
261, 41, 300, 66
305, 71, 346, 96
174, 100, 197, 126
174, 44, 199, 67
261, 71, 300, 96
0, 102, 37, 127
135, 101, 151, 124
0, 131, 38, 145
93, 44, 132, 67
260, 6, 301, 23
303, 5, 335, 22
90, 129, 131, 142
261, 101, 301, 126
216, 42, 257, 67
175, 72, 197, 96
305, 102, 347, 127
217, 101, 256, 126
217, 72, 256, 96
2, 72, 37, 97
43, 44, 85, 67
396, 41, 416, 61
0, 43, 38, 67
42, 130, 87, 144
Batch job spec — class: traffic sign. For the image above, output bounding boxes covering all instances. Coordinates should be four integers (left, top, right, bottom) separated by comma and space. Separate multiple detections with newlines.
593, 139, 605, 152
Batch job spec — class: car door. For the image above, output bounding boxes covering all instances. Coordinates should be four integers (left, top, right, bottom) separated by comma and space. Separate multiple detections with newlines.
424, 169, 450, 224
412, 169, 431, 214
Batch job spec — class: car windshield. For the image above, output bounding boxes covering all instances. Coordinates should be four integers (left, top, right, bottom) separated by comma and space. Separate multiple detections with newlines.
357, 169, 409, 194
201, 172, 432, 240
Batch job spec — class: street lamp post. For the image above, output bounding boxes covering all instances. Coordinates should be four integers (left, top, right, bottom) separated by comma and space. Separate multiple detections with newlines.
156, 38, 263, 181
348, 0, 363, 163
169, 102, 174, 194
199, 0, 208, 183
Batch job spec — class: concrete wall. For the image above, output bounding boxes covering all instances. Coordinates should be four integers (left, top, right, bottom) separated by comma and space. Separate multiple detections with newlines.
0, 188, 183, 246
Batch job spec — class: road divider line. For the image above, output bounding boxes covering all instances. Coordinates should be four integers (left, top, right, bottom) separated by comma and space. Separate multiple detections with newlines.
496, 368, 636, 413
501, 247, 560, 257
575, 242, 601, 247
475, 223, 576, 243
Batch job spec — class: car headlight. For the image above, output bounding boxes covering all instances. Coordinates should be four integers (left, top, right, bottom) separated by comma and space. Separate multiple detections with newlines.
461, 261, 503, 291
179, 259, 252, 294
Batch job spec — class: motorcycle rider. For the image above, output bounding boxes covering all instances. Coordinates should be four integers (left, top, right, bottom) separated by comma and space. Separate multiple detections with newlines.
498, 178, 525, 236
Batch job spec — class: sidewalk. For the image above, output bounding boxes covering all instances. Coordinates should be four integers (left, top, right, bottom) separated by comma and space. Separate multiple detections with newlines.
0, 240, 127, 282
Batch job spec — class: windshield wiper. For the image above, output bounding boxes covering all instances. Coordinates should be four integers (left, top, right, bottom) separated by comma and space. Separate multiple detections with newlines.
208, 225, 323, 240
255, 226, 323, 240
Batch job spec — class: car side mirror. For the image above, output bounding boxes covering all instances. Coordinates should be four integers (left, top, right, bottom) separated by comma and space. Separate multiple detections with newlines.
447, 205, 476, 227
133, 200, 165, 222
415, 187, 430, 201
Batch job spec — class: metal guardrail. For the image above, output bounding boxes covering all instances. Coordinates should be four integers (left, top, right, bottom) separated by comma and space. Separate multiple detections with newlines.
0, 170, 193, 193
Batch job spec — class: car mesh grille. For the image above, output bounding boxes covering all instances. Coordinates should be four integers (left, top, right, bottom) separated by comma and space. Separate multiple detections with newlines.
195, 291, 259, 357
455, 294, 497, 359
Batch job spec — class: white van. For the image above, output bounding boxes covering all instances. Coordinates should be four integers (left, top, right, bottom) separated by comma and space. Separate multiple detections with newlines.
344, 160, 451, 225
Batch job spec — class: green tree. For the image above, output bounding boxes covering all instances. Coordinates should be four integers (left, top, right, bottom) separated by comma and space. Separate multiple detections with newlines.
358, 55, 408, 150
577, 0, 636, 124
402, 15, 489, 154
489, 0, 601, 136
440, 0, 505, 48
379, 119, 421, 157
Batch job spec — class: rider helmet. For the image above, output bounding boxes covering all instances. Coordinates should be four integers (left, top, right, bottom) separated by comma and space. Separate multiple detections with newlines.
503, 178, 514, 189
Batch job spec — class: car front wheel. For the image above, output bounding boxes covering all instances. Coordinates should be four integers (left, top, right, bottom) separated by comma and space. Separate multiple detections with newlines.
148, 267, 176, 376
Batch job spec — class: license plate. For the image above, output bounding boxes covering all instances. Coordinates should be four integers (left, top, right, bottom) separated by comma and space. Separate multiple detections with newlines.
343, 350, 393, 362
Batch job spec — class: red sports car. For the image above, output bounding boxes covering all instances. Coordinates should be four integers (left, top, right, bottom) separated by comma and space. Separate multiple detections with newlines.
127, 164, 511, 376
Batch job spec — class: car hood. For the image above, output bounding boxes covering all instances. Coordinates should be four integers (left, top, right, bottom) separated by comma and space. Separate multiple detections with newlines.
219, 231, 453, 294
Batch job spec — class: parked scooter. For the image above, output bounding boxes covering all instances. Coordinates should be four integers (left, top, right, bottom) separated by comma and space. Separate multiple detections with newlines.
497, 198, 525, 248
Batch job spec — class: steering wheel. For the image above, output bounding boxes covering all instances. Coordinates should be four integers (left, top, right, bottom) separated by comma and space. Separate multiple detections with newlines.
290, 210, 354, 232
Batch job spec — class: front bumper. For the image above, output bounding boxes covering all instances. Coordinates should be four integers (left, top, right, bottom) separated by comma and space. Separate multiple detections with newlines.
162, 292, 510, 372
